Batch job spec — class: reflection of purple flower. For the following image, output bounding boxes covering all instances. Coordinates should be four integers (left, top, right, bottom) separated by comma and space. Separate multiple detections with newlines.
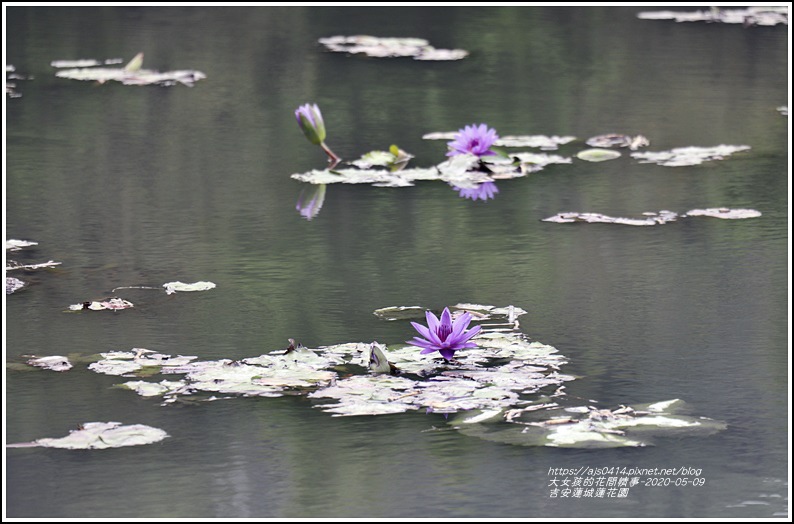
446, 124, 499, 157
407, 307, 482, 361
454, 181, 499, 201
296, 184, 326, 220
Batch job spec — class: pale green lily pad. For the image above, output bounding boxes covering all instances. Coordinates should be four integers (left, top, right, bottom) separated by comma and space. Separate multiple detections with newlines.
586, 134, 649, 150
117, 380, 188, 397
684, 208, 762, 219
630, 145, 751, 166
350, 146, 414, 171
7, 422, 169, 449
163, 281, 216, 294
318, 35, 468, 61
576, 148, 622, 162
7, 276, 26, 294
543, 210, 679, 226
455, 399, 726, 448
637, 7, 788, 26
68, 298, 134, 311
55, 53, 206, 87
26, 355, 73, 372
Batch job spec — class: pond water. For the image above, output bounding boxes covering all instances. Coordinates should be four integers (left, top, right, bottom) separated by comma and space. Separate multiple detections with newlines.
4, 6, 789, 519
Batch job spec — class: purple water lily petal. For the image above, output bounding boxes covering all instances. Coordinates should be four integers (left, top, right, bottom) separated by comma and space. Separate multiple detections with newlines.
446, 123, 499, 157
406, 307, 482, 361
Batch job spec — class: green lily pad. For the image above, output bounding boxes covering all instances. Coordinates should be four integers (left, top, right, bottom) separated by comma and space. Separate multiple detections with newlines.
318, 35, 468, 61
576, 148, 622, 162
630, 145, 751, 166
89, 348, 198, 376
7, 422, 169, 449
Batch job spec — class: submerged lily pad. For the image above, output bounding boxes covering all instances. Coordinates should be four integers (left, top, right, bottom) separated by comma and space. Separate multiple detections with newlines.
576, 148, 622, 162
7, 422, 169, 449
318, 35, 468, 61
637, 7, 788, 26
55, 52, 206, 87
163, 281, 216, 294
26, 355, 73, 372
630, 145, 751, 166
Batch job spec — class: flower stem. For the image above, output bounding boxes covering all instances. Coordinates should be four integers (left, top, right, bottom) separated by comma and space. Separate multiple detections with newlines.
320, 142, 341, 168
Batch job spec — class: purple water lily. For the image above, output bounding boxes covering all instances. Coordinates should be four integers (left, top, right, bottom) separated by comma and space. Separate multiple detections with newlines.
446, 123, 499, 157
295, 103, 341, 166
453, 181, 500, 201
408, 307, 482, 361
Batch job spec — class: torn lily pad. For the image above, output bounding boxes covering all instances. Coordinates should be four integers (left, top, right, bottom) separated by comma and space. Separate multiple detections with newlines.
163, 281, 216, 294
684, 208, 762, 219
318, 35, 468, 61
55, 52, 206, 87
7, 422, 169, 449
7, 276, 26, 294
26, 355, 73, 372
630, 145, 751, 166
68, 297, 134, 311
543, 210, 679, 226
576, 148, 622, 162
637, 7, 788, 26
455, 399, 726, 448
586, 134, 649, 150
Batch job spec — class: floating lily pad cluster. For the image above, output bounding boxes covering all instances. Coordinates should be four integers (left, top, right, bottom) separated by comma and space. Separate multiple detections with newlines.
5, 239, 61, 295
543, 208, 762, 226
318, 35, 469, 61
54, 52, 206, 87
637, 7, 788, 27
67, 280, 216, 311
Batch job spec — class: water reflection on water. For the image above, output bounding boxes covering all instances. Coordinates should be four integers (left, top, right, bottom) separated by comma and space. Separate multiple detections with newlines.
5, 5, 789, 519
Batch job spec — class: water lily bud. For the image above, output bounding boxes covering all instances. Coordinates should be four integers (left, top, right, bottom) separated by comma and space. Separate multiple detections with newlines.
295, 103, 327, 146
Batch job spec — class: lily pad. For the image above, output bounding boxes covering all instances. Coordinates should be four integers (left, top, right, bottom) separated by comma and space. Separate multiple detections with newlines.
684, 208, 762, 219
51, 58, 124, 68
543, 210, 679, 226
163, 281, 216, 294
55, 52, 206, 87
586, 134, 650, 150
7, 260, 62, 271
7, 276, 26, 294
6, 239, 38, 251
318, 35, 468, 61
7, 422, 169, 449
89, 348, 198, 376
68, 297, 134, 311
455, 399, 726, 448
630, 145, 751, 166
576, 148, 622, 162
26, 355, 73, 372
637, 7, 788, 26
777, 106, 788, 116
349, 146, 414, 171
